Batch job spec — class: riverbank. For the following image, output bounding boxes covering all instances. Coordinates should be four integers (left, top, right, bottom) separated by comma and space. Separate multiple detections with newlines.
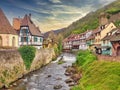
69, 50, 120, 90
0, 48, 55, 88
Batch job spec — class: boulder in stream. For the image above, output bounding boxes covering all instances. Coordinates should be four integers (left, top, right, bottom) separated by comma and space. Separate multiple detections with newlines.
53, 85, 62, 89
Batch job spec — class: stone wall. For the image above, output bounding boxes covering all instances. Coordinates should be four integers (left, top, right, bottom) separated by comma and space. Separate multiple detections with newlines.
0, 48, 55, 88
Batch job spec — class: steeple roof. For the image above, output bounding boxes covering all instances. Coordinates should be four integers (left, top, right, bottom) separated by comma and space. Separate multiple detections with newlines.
21, 14, 42, 37
0, 8, 17, 35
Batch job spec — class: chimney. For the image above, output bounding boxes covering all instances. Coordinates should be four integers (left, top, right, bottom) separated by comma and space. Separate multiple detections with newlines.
29, 13, 31, 18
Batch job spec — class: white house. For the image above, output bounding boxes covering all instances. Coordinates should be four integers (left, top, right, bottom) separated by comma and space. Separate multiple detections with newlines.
18, 14, 43, 49
79, 30, 92, 50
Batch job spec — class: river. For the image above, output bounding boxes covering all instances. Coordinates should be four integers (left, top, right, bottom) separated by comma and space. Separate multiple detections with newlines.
6, 53, 76, 90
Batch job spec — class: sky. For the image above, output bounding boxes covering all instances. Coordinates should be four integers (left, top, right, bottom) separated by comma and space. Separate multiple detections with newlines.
0, 0, 116, 32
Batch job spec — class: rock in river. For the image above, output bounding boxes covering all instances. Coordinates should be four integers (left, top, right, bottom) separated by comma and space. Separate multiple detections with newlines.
65, 78, 73, 83
53, 85, 62, 89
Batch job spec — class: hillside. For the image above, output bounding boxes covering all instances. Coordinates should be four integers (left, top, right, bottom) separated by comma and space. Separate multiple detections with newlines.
44, 28, 64, 39
60, 0, 120, 38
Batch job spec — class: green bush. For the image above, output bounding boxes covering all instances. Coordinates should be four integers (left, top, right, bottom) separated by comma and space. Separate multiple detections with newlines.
76, 50, 97, 68
114, 20, 120, 27
54, 47, 59, 55
18, 46, 36, 70
106, 8, 120, 14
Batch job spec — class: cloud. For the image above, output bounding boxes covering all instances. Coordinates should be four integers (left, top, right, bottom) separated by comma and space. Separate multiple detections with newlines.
49, 0, 61, 3
0, 0, 116, 32
36, 2, 47, 5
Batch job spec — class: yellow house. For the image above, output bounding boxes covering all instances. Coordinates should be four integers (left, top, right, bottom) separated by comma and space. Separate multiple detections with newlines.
0, 8, 18, 48
100, 22, 116, 42
92, 13, 116, 54
93, 28, 101, 46
94, 13, 116, 46
94, 22, 116, 46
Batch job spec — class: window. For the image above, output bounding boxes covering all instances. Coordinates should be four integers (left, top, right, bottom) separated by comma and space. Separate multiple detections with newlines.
103, 40, 105, 44
21, 37, 23, 42
40, 38, 43, 42
20, 30, 23, 33
98, 32, 100, 36
21, 37, 28, 42
0, 36, 2, 46
34, 36, 38, 42
106, 40, 109, 44
95, 39, 97, 42
98, 39, 100, 42
25, 29, 28, 33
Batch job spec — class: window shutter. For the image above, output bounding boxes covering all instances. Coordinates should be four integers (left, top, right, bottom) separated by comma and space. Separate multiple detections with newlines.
26, 37, 28, 42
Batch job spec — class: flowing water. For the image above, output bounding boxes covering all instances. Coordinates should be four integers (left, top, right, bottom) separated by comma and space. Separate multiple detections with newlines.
7, 53, 76, 90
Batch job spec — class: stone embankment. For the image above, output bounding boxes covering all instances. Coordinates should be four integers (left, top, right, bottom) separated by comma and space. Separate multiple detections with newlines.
0, 48, 55, 88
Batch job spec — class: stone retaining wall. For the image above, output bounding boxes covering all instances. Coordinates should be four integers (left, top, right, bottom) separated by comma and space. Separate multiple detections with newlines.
0, 48, 55, 88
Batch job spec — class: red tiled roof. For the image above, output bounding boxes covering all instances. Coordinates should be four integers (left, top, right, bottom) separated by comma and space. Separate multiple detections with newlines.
93, 28, 100, 34
63, 34, 80, 42
69, 34, 81, 41
63, 30, 93, 42
0, 8, 17, 35
21, 14, 42, 37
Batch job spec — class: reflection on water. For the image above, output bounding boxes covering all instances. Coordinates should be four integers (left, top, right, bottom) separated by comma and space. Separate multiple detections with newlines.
7, 53, 76, 90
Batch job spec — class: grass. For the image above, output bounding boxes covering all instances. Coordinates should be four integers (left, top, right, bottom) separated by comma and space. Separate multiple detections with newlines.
71, 50, 120, 90
76, 50, 97, 68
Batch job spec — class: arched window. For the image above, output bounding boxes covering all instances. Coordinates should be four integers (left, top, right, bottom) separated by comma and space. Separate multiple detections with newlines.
0, 36, 2, 46
12, 37, 16, 47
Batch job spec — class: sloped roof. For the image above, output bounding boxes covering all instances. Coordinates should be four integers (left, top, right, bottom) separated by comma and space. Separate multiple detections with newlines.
86, 35, 95, 40
0, 8, 17, 35
102, 28, 119, 41
86, 31, 95, 40
21, 14, 42, 37
93, 28, 100, 34
110, 29, 120, 41
102, 35, 111, 40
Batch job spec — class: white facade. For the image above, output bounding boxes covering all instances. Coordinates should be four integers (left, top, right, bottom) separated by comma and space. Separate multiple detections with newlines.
63, 41, 72, 50
79, 31, 92, 50
19, 26, 43, 49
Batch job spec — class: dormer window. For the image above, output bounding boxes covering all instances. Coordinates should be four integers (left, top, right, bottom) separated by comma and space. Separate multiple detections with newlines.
100, 25, 105, 30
